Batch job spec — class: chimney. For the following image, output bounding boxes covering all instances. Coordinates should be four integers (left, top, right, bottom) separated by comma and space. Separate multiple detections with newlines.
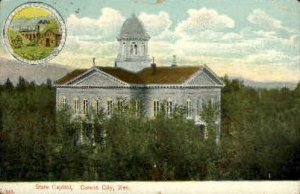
92, 57, 96, 67
171, 54, 177, 67
151, 56, 156, 74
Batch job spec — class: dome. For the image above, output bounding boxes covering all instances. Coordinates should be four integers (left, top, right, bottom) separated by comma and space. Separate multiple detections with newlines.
118, 14, 150, 40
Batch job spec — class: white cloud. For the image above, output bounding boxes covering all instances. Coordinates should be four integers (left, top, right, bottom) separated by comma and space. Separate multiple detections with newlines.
54, 42, 117, 68
60, 7, 125, 66
66, 8, 125, 38
247, 9, 291, 32
51, 7, 299, 83
175, 7, 235, 38
63, 35, 117, 56
287, 35, 300, 48
138, 11, 172, 37
221, 32, 242, 40
243, 50, 292, 64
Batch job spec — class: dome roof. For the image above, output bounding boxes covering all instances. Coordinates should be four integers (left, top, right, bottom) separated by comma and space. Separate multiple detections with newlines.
118, 14, 150, 40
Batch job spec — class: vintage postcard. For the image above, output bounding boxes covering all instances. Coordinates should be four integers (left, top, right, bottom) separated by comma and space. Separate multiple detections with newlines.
0, 0, 299, 193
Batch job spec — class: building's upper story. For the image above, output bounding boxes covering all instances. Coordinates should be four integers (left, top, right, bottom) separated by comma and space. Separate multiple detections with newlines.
55, 13, 224, 89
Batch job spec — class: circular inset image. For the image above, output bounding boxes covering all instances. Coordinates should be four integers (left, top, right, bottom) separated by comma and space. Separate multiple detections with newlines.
3, 2, 66, 64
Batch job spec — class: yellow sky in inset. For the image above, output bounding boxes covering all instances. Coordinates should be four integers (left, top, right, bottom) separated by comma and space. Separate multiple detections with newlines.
13, 7, 51, 20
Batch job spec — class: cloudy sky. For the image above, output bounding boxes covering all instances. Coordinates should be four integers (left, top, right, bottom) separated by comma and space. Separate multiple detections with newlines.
0, 0, 299, 82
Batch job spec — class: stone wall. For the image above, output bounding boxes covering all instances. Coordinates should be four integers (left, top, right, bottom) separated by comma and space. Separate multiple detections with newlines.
56, 86, 221, 120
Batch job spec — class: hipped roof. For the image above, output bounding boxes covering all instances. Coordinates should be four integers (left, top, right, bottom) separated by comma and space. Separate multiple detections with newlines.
56, 66, 201, 85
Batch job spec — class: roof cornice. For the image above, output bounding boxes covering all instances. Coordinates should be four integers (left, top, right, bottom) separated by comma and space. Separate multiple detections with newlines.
54, 84, 223, 89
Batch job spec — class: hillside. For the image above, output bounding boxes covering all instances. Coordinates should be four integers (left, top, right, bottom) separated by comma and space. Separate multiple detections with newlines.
0, 58, 72, 85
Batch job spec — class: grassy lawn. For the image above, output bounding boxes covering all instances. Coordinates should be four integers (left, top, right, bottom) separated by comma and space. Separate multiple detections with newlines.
13, 46, 55, 60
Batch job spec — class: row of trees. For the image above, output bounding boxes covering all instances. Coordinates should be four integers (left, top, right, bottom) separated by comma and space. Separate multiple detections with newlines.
0, 76, 299, 180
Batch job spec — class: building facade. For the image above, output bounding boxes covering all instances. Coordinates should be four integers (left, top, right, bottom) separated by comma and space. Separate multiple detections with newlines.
55, 14, 224, 140
38, 29, 62, 47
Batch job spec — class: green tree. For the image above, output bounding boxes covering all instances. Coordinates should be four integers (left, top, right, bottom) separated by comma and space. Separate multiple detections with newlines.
4, 78, 13, 90
201, 99, 219, 141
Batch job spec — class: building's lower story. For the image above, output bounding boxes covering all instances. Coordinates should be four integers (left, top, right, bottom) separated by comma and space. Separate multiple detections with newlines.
56, 86, 222, 143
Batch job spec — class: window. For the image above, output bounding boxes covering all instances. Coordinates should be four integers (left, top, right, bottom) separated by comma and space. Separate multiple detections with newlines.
130, 42, 138, 55
197, 98, 202, 115
186, 99, 192, 119
60, 96, 67, 107
93, 99, 100, 114
200, 124, 208, 139
82, 122, 94, 145
46, 38, 50, 47
130, 42, 135, 55
153, 100, 160, 117
122, 42, 126, 55
74, 98, 79, 114
83, 99, 89, 114
130, 44, 133, 55
107, 100, 113, 116
210, 98, 215, 105
166, 99, 173, 117
134, 44, 138, 55
135, 99, 140, 116
117, 99, 125, 112
141, 43, 145, 55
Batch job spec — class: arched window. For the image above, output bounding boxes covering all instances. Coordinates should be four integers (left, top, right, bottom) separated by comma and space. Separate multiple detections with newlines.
93, 99, 100, 114
186, 98, 192, 119
130, 42, 138, 55
141, 43, 145, 55
122, 42, 126, 56
166, 99, 173, 117
130, 42, 135, 55
153, 100, 160, 117
83, 99, 89, 114
107, 99, 113, 116
134, 44, 138, 55
74, 98, 79, 114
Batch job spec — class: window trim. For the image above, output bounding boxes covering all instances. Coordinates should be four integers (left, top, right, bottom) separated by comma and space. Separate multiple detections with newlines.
93, 98, 100, 114
117, 99, 125, 112
60, 96, 67, 107
186, 98, 192, 119
107, 99, 113, 116
166, 98, 173, 117
153, 99, 160, 117
83, 98, 89, 115
74, 98, 79, 114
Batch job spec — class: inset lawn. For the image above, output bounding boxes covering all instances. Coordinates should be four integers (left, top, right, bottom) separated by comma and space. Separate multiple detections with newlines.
13, 46, 55, 60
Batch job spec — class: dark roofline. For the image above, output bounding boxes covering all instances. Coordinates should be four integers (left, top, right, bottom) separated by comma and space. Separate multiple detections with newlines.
55, 66, 224, 87
55, 69, 87, 85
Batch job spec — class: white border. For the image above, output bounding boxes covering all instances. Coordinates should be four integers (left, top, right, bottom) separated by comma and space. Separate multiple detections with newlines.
0, 181, 299, 194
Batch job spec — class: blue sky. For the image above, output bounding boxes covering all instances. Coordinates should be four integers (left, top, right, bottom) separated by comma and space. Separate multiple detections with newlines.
0, 0, 299, 82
